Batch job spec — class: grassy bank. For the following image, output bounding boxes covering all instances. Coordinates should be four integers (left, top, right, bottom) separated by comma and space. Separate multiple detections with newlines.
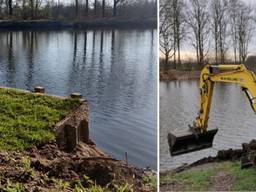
160, 67, 200, 81
0, 87, 80, 151
159, 61, 201, 81
0, 87, 157, 191
159, 59, 256, 81
160, 161, 256, 191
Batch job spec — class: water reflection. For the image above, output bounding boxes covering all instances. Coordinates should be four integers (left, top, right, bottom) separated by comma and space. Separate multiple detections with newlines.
0, 29, 157, 169
83, 31, 87, 62
73, 31, 78, 63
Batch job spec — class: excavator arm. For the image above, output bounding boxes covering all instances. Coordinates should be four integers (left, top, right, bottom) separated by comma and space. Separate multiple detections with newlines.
169, 64, 256, 156
195, 64, 256, 132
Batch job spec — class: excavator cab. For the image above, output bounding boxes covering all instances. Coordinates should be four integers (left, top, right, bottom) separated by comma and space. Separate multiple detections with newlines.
168, 64, 256, 156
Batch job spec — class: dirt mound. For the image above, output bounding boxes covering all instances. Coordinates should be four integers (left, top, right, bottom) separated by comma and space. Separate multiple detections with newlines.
0, 141, 155, 191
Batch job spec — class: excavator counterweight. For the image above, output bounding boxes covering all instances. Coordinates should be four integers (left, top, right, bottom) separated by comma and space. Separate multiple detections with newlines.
168, 64, 256, 156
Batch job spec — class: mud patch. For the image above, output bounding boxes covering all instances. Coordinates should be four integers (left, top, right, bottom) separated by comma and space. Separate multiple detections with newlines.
208, 171, 234, 191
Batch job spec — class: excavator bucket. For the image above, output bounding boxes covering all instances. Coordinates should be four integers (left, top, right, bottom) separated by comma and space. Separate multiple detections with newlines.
168, 128, 218, 156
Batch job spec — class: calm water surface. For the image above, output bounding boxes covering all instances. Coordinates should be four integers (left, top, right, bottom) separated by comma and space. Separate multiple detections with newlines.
0, 29, 157, 169
160, 80, 256, 172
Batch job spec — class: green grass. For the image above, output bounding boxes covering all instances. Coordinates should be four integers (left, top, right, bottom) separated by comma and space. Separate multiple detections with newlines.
0, 88, 80, 151
143, 175, 157, 191
161, 161, 256, 191
161, 167, 215, 191
222, 161, 256, 191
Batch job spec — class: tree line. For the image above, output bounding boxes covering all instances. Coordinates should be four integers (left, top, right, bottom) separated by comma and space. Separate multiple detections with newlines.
0, 0, 156, 20
160, 0, 255, 68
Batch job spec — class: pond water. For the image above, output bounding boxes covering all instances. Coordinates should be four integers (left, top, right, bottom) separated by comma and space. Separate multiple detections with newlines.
160, 80, 256, 172
0, 29, 157, 169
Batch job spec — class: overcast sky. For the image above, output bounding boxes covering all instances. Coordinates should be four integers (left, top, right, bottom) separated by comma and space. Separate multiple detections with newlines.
242, 0, 256, 4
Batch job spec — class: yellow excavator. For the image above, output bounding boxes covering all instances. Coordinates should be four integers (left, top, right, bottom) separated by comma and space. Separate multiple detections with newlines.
169, 64, 256, 156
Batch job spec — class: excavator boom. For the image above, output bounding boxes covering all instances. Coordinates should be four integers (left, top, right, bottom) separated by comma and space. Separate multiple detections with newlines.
169, 64, 256, 156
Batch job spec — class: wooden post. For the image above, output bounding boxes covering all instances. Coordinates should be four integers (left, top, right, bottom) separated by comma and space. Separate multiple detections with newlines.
64, 124, 78, 151
70, 92, 82, 99
125, 152, 128, 165
34, 86, 45, 93
78, 119, 89, 143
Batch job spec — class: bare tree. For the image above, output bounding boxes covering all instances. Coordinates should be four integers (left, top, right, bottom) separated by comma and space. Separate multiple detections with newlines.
113, 0, 120, 17
8, 0, 12, 15
29, 0, 34, 19
171, 0, 185, 66
160, 27, 174, 66
159, 0, 185, 68
228, 0, 240, 63
94, 0, 96, 16
75, 0, 78, 18
0, 0, 4, 16
102, 0, 105, 17
210, 0, 229, 64
186, 0, 210, 66
237, 3, 254, 63
21, 0, 27, 19
227, 0, 254, 63
85, 0, 89, 16
35, 0, 42, 18
160, 0, 174, 66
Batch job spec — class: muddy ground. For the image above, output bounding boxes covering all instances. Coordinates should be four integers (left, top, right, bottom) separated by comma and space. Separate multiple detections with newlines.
0, 140, 156, 191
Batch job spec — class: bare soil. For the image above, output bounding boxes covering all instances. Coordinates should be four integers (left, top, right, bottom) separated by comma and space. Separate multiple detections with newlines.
0, 141, 155, 191
207, 171, 234, 191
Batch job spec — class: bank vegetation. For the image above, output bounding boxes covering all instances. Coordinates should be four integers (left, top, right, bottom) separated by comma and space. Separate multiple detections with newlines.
0, 0, 156, 22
